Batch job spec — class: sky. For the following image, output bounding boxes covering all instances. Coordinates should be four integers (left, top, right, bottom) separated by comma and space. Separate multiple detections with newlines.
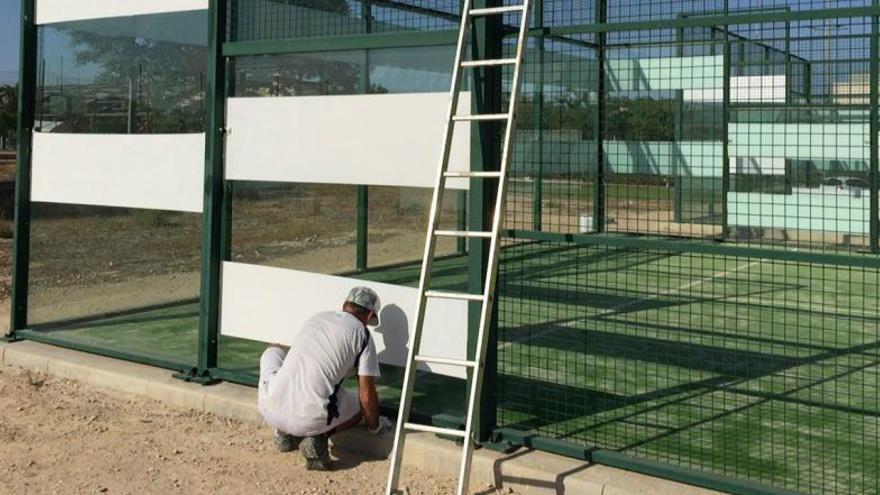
0, 0, 19, 85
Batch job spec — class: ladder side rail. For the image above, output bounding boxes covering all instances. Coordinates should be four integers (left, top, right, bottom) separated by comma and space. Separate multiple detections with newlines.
456, 2, 533, 493
385, 0, 475, 492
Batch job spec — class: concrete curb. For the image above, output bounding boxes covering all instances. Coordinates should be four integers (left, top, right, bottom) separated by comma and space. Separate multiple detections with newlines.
0, 341, 721, 495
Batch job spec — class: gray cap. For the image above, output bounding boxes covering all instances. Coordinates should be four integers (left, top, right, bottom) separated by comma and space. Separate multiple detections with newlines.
345, 286, 381, 326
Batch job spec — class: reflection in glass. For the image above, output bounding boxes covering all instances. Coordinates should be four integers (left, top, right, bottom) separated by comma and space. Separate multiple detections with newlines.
36, 11, 207, 134
230, 182, 358, 273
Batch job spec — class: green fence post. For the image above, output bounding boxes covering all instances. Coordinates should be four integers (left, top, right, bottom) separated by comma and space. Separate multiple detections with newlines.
592, 0, 607, 232
720, 1, 731, 240
870, 3, 879, 253
8, 0, 37, 338
357, 185, 369, 270
183, 0, 227, 384
673, 20, 684, 224
532, 0, 545, 232
457, 190, 468, 254
356, 0, 372, 271
469, 0, 502, 443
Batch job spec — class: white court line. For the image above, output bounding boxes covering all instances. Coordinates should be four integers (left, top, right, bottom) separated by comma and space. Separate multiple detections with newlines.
500, 259, 763, 350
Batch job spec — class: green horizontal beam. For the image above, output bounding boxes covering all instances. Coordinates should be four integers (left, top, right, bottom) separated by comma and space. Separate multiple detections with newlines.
544, 6, 880, 36
504, 230, 880, 269
223, 30, 457, 57
492, 428, 801, 495
16, 329, 192, 373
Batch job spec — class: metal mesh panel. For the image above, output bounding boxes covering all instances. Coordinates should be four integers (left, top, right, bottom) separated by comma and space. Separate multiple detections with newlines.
497, 241, 880, 494
507, 34, 599, 234
228, 0, 460, 42
495, 3, 880, 494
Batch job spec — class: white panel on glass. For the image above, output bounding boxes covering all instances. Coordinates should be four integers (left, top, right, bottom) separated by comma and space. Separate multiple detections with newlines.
684, 75, 787, 103
220, 262, 469, 379
36, 0, 208, 24
728, 157, 786, 175
31, 133, 204, 213
225, 93, 471, 190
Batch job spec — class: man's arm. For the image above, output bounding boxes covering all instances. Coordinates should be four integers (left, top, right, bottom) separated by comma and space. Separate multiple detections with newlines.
358, 375, 380, 431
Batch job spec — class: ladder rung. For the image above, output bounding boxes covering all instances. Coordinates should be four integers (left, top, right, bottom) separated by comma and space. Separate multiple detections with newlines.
461, 58, 517, 68
414, 355, 478, 368
424, 290, 485, 302
435, 230, 492, 239
452, 113, 509, 122
470, 5, 524, 16
404, 422, 467, 438
444, 171, 502, 179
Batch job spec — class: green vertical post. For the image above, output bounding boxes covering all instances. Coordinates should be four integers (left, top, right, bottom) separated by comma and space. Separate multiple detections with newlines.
9, 0, 37, 336
720, 1, 731, 240
673, 21, 684, 224
357, 186, 369, 270
592, 0, 606, 232
192, 0, 228, 382
870, 5, 879, 253
469, 0, 502, 443
785, 21, 792, 104
532, 1, 545, 232
457, 190, 467, 254
356, 0, 372, 271
804, 62, 812, 104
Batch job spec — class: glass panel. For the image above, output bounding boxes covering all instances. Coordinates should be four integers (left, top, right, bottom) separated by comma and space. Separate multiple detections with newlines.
229, 182, 358, 273
36, 10, 207, 134
28, 203, 201, 365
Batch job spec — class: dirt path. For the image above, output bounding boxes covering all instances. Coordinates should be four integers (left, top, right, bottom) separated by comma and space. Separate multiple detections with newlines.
0, 366, 510, 495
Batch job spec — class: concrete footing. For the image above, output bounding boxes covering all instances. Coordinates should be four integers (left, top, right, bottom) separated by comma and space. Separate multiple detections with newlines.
0, 341, 721, 495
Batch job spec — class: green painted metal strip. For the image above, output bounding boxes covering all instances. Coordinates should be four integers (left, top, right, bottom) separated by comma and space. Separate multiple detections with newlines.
870, 5, 879, 253
592, 0, 606, 233
545, 6, 880, 36
532, 0, 545, 232
357, 185, 369, 271
468, 0, 502, 443
197, 0, 228, 373
10, 0, 37, 333
457, 190, 468, 254
720, 12, 730, 240
223, 30, 457, 57
492, 428, 801, 495
504, 230, 880, 269
16, 329, 192, 373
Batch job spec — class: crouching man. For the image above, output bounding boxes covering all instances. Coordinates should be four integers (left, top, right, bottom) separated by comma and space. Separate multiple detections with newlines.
258, 286, 393, 470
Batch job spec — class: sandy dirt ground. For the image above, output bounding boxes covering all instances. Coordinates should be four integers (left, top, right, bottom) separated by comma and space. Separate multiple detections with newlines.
0, 365, 513, 495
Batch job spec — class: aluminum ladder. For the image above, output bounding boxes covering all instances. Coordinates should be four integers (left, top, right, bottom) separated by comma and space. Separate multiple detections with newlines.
385, 2, 533, 494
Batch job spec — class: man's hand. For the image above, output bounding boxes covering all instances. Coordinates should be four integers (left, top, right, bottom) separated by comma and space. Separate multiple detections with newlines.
367, 416, 393, 435
358, 375, 381, 430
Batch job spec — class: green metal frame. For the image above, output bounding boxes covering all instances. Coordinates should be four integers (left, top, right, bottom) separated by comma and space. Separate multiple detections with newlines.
871, 1, 880, 254
187, 0, 228, 384
7, 0, 36, 339
467, 0, 503, 443
592, 0, 607, 233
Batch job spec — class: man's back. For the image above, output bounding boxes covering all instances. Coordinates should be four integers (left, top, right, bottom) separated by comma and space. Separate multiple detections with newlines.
258, 310, 379, 437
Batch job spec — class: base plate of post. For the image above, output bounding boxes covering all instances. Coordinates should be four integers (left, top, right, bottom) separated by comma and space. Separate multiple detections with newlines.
172, 367, 221, 386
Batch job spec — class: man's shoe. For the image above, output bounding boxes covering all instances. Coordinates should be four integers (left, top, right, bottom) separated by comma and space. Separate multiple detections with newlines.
273, 429, 302, 453
300, 433, 332, 471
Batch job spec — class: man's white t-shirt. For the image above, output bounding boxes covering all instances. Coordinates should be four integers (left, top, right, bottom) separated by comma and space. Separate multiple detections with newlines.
258, 311, 381, 437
